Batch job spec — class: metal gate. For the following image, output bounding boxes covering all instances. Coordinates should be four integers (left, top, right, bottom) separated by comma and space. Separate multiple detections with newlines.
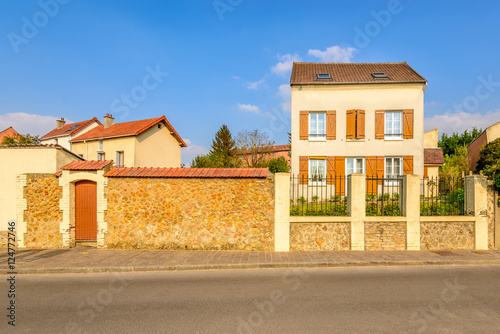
75, 180, 97, 240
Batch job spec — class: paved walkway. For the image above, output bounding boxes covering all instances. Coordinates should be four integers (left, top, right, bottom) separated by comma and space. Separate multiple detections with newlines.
2, 248, 500, 274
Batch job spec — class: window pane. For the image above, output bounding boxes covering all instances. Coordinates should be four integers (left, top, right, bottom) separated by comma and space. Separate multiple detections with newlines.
310, 115, 317, 134
346, 159, 353, 175
355, 159, 363, 173
386, 158, 392, 176
394, 158, 401, 175
385, 112, 393, 134
394, 112, 401, 134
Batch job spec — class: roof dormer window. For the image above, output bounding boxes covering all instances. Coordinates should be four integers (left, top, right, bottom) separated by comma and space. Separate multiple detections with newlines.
371, 72, 388, 79
316, 73, 332, 80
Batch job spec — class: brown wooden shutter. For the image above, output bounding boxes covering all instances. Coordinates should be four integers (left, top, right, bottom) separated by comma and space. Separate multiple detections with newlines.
346, 109, 356, 140
356, 109, 365, 139
424, 166, 428, 179
366, 156, 377, 195
300, 110, 309, 140
335, 156, 345, 195
376, 156, 385, 185
403, 109, 414, 139
326, 110, 336, 140
327, 156, 335, 185
404, 155, 414, 175
299, 156, 308, 184
375, 110, 385, 139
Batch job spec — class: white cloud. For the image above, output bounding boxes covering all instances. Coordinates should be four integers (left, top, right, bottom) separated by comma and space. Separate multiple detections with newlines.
280, 101, 291, 113
246, 78, 266, 90
277, 84, 291, 98
308, 45, 356, 63
237, 103, 261, 114
181, 138, 209, 167
0, 112, 64, 136
424, 110, 500, 135
271, 54, 301, 75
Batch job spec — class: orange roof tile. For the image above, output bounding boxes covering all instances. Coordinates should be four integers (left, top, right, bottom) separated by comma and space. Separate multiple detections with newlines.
105, 167, 269, 178
40, 118, 101, 140
61, 160, 113, 170
0, 127, 19, 142
290, 62, 427, 85
69, 116, 186, 147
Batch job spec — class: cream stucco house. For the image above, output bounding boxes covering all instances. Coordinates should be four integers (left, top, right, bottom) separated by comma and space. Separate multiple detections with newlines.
290, 62, 427, 191
69, 114, 186, 168
40, 117, 102, 151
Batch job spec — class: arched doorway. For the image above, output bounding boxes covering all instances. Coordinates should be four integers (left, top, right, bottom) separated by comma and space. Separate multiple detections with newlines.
75, 180, 97, 241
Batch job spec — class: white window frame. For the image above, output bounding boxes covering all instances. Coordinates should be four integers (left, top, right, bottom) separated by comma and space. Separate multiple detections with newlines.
116, 151, 124, 167
384, 110, 403, 140
98, 140, 104, 151
345, 157, 365, 176
309, 111, 326, 141
385, 157, 403, 185
97, 152, 105, 161
309, 159, 326, 186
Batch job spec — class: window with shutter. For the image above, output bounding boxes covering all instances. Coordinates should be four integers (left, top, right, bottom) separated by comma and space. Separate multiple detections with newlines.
403, 109, 414, 139
300, 111, 308, 140
356, 109, 365, 139
375, 110, 385, 139
335, 157, 345, 195
327, 156, 335, 185
403, 155, 414, 175
299, 156, 308, 184
326, 110, 336, 140
346, 109, 365, 140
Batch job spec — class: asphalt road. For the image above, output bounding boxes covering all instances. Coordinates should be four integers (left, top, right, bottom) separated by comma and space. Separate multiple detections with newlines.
1, 265, 499, 333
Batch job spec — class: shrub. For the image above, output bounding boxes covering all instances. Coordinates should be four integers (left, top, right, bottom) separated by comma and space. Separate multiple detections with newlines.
311, 196, 319, 203
297, 197, 306, 204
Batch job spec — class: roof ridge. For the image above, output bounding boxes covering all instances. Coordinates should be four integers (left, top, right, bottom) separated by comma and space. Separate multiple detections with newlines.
293, 62, 407, 65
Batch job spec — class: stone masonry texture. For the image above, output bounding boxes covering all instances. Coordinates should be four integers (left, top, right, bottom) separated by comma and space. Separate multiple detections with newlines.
105, 177, 275, 250
420, 222, 475, 250
365, 222, 406, 250
24, 174, 62, 248
290, 223, 350, 251
487, 187, 495, 250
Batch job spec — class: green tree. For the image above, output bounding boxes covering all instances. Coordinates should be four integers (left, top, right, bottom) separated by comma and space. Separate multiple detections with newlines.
1, 133, 40, 146
263, 156, 289, 174
210, 124, 237, 165
190, 152, 242, 168
236, 129, 273, 167
439, 145, 469, 179
476, 138, 500, 177
438, 127, 482, 156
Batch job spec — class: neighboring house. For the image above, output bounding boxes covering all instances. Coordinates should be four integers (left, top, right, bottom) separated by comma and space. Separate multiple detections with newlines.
236, 144, 291, 166
0, 144, 83, 232
290, 62, 426, 189
69, 114, 187, 168
467, 120, 500, 171
40, 117, 102, 151
0, 126, 19, 142
423, 129, 445, 179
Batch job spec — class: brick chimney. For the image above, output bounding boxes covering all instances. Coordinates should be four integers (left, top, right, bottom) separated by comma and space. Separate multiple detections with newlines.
104, 113, 114, 129
56, 118, 66, 129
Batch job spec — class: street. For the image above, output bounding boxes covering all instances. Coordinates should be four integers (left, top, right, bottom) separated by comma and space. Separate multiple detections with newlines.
1, 265, 499, 333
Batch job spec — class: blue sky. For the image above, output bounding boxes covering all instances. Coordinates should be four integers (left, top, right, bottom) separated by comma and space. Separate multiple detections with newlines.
1, 0, 500, 165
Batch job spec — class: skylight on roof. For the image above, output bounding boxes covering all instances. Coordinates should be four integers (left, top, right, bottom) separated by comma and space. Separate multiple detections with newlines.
316, 73, 332, 79
65, 125, 79, 133
371, 72, 388, 79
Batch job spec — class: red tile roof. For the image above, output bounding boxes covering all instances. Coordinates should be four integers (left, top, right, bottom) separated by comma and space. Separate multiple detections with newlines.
290, 62, 427, 85
105, 167, 269, 178
61, 160, 113, 170
0, 127, 19, 142
69, 116, 187, 147
424, 148, 445, 166
236, 144, 290, 155
40, 117, 101, 140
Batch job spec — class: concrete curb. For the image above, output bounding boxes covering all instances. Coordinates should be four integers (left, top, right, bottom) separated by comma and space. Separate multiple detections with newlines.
3, 260, 500, 274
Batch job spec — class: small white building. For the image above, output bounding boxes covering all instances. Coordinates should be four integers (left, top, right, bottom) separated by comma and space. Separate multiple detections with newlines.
40, 117, 101, 151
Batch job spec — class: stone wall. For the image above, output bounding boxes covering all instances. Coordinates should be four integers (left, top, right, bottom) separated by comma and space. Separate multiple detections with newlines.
23, 174, 62, 248
365, 222, 406, 250
290, 223, 350, 251
420, 222, 475, 250
487, 186, 496, 249
0, 231, 9, 248
105, 176, 274, 250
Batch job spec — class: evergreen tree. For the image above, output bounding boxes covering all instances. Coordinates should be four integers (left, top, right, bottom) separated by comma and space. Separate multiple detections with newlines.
438, 127, 482, 156
210, 124, 237, 163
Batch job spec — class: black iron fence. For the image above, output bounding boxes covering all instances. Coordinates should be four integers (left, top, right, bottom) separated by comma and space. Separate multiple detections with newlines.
420, 176, 467, 216
365, 176, 403, 216
290, 175, 348, 216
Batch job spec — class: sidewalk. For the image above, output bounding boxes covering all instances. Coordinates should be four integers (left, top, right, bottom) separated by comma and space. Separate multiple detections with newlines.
2, 248, 500, 274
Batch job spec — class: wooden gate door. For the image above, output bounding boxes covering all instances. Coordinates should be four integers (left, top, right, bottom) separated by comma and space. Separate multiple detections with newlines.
75, 180, 97, 240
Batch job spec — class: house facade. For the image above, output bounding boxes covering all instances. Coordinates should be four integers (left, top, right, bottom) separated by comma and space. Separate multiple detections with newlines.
290, 62, 426, 188
237, 144, 291, 167
69, 114, 186, 168
467, 120, 500, 171
40, 117, 102, 151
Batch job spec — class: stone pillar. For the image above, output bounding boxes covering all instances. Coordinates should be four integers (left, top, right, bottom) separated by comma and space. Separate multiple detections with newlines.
403, 175, 421, 250
15, 174, 27, 248
495, 192, 500, 250
466, 175, 488, 250
274, 173, 290, 252
348, 174, 365, 250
